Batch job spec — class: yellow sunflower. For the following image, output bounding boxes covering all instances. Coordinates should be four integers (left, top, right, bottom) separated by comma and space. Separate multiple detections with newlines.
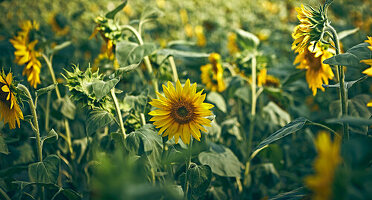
227, 32, 239, 55
195, 25, 206, 47
9, 20, 42, 88
201, 53, 226, 92
294, 42, 334, 96
305, 131, 341, 200
0, 72, 24, 129
257, 68, 280, 87
149, 79, 214, 144
360, 36, 372, 106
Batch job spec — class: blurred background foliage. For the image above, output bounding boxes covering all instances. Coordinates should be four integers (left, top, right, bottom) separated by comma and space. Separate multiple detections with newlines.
0, 0, 371, 200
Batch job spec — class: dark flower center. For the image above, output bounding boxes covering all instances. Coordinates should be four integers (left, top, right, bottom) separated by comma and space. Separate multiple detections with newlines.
177, 106, 189, 117
170, 100, 196, 124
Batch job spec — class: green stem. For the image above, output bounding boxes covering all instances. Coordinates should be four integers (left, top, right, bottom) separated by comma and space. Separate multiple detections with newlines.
185, 138, 193, 200
45, 91, 51, 131
18, 84, 42, 162
120, 25, 159, 93
248, 55, 257, 154
168, 56, 179, 82
0, 187, 11, 200
42, 54, 74, 155
327, 25, 349, 139
307, 122, 341, 138
110, 89, 127, 140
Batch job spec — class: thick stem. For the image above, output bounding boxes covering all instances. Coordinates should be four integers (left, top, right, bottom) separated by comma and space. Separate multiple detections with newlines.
247, 55, 257, 154
185, 138, 193, 199
110, 89, 127, 140
168, 56, 179, 82
327, 25, 349, 139
45, 91, 51, 131
18, 84, 42, 162
121, 25, 159, 93
42, 54, 74, 154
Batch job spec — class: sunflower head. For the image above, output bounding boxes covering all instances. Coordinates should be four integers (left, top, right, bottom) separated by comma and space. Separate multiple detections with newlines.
0, 71, 24, 129
149, 79, 214, 144
305, 131, 341, 200
9, 20, 42, 88
361, 36, 372, 73
200, 53, 226, 92
292, 4, 329, 53
294, 41, 334, 96
49, 13, 69, 36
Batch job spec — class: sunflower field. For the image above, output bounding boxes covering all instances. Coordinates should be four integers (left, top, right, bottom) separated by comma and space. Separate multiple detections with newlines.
0, 0, 372, 199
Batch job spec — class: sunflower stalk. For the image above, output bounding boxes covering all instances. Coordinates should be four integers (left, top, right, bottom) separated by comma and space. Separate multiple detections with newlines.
247, 54, 257, 155
168, 56, 179, 82
42, 54, 74, 156
185, 138, 193, 199
325, 24, 349, 139
110, 88, 127, 140
120, 25, 159, 93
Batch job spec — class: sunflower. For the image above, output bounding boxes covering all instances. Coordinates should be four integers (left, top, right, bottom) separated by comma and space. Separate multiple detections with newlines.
201, 53, 226, 92
292, 4, 327, 53
195, 25, 206, 47
305, 131, 341, 200
257, 68, 280, 87
49, 13, 70, 36
0, 72, 24, 129
9, 20, 42, 88
227, 32, 239, 55
294, 42, 334, 96
360, 36, 372, 106
149, 79, 214, 144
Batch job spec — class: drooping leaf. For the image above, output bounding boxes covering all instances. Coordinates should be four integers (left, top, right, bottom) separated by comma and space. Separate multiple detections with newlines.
140, 5, 163, 21
254, 117, 308, 151
86, 109, 115, 135
0, 135, 9, 155
338, 28, 359, 40
36, 84, 56, 97
262, 101, 291, 127
269, 187, 306, 200
235, 29, 260, 49
323, 42, 372, 68
53, 96, 76, 120
105, 0, 128, 19
207, 92, 226, 113
51, 41, 72, 54
28, 155, 60, 184
41, 129, 58, 149
221, 118, 242, 140
182, 164, 212, 198
199, 143, 242, 178
234, 86, 251, 104
91, 78, 119, 101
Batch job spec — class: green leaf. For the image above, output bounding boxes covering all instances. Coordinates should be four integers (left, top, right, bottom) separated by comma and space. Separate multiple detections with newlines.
323, 75, 368, 89
125, 124, 163, 168
282, 70, 306, 87
269, 187, 306, 200
235, 29, 260, 49
234, 86, 251, 104
221, 118, 242, 141
326, 116, 372, 126
329, 95, 371, 134
115, 41, 157, 74
199, 143, 242, 178
36, 84, 56, 97
105, 0, 128, 19
0, 135, 9, 155
28, 155, 60, 184
41, 129, 58, 149
53, 96, 76, 120
207, 92, 226, 113
262, 101, 291, 127
140, 5, 163, 21
86, 109, 115, 135
254, 117, 308, 151
323, 42, 371, 68
338, 28, 359, 40
91, 78, 119, 101
156, 49, 210, 58
186, 164, 212, 198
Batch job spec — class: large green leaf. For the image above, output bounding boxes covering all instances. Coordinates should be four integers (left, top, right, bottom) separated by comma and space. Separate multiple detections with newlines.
323, 42, 371, 68
262, 101, 291, 127
181, 164, 212, 199
105, 0, 128, 19
91, 78, 119, 101
199, 143, 242, 178
207, 92, 226, 113
86, 109, 115, 135
254, 117, 308, 151
28, 155, 60, 184
0, 134, 8, 155
125, 124, 163, 168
